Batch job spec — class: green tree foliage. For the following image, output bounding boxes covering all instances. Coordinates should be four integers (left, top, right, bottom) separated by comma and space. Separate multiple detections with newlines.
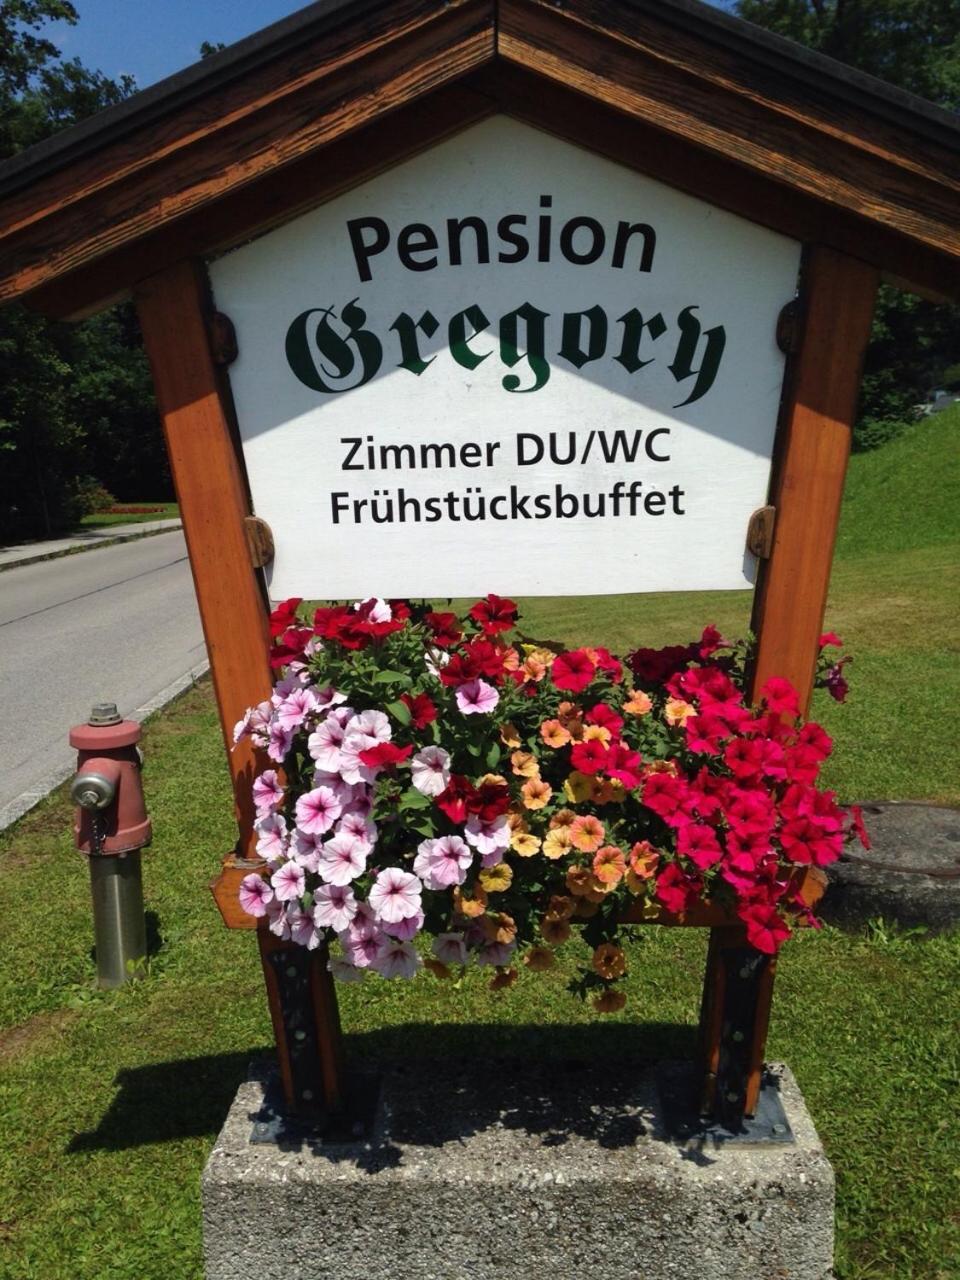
735, 0, 960, 448
0, 1, 168, 541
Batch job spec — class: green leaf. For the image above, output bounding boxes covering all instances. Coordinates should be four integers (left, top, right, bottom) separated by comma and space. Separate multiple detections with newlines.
386, 698, 412, 725
372, 669, 413, 687
486, 741, 501, 769
399, 788, 432, 811
466, 741, 483, 757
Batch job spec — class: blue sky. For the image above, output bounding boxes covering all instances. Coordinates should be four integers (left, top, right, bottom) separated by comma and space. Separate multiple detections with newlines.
48, 0, 734, 91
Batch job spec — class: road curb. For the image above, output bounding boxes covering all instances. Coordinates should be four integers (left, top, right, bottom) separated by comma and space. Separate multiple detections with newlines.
0, 522, 183, 573
0, 659, 210, 834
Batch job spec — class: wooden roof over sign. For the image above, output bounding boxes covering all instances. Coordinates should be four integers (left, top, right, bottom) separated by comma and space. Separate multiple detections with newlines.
0, 0, 957, 319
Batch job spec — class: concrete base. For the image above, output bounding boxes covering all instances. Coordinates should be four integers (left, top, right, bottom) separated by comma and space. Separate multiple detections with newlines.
202, 1059, 834, 1280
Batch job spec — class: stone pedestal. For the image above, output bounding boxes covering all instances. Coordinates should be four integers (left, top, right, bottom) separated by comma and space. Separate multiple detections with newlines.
202, 1059, 834, 1280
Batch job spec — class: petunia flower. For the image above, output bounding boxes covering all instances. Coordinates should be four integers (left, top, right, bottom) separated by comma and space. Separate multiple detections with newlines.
413, 835, 473, 891
272, 859, 305, 903
369, 867, 423, 923
312, 883, 358, 932
455, 678, 500, 715
318, 832, 368, 886
295, 785, 343, 836
411, 746, 452, 796
371, 938, 421, 980
238, 873, 274, 917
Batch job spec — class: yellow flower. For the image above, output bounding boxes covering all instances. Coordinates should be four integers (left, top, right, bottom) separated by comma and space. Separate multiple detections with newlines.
489, 966, 518, 991
512, 831, 542, 857
521, 777, 553, 810
645, 758, 679, 776
543, 827, 574, 860
541, 916, 571, 945
478, 772, 507, 789
524, 945, 556, 971
540, 719, 571, 748
479, 862, 513, 893
593, 988, 627, 1013
564, 771, 594, 803
592, 943, 627, 980
453, 884, 488, 918
511, 750, 540, 778
623, 689, 653, 716
500, 722, 522, 748
570, 814, 605, 853
582, 723, 612, 745
624, 869, 646, 896
607, 779, 626, 804
506, 809, 528, 832
664, 697, 696, 727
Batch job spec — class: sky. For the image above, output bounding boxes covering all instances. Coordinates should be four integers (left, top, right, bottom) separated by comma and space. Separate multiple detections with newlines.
48, 0, 734, 91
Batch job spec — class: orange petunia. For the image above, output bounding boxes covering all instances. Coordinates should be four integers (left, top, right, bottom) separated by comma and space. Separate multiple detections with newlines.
557, 701, 584, 739
664, 697, 696, 727
511, 750, 540, 778
489, 966, 518, 991
623, 689, 653, 716
540, 719, 571, 749
582, 723, 612, 745
573, 898, 599, 919
593, 845, 626, 886
543, 827, 574, 860
629, 841, 660, 879
500, 722, 522, 748
482, 912, 518, 945
524, 945, 556, 971
565, 866, 594, 897
453, 884, 488, 918
522, 777, 553, 810
550, 808, 578, 830
424, 957, 452, 980
501, 647, 521, 672
592, 942, 627, 980
570, 814, 605, 853
541, 916, 571, 945
545, 894, 576, 921
512, 831, 542, 858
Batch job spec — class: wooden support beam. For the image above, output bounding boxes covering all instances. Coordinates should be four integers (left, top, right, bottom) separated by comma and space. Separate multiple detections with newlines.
751, 245, 879, 713
135, 259, 273, 855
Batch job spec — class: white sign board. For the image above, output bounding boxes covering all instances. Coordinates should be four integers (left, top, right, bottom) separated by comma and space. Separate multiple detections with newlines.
210, 118, 800, 600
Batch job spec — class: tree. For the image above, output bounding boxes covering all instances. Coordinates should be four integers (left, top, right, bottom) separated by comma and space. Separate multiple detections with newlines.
0, 2, 168, 540
735, 0, 960, 446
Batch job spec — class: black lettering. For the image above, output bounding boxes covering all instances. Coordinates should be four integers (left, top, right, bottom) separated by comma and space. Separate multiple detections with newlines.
616, 308, 667, 375
341, 438, 363, 470
285, 302, 382, 394
559, 305, 608, 370
497, 214, 529, 264
397, 223, 439, 272
559, 216, 605, 265
447, 217, 490, 267
346, 216, 389, 283
612, 221, 656, 272
670, 306, 726, 406
390, 310, 439, 376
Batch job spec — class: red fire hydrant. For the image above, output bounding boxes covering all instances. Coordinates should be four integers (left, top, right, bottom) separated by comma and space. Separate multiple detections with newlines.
69, 703, 152, 988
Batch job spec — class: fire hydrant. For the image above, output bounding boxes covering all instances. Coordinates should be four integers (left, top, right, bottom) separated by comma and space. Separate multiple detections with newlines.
70, 703, 152, 988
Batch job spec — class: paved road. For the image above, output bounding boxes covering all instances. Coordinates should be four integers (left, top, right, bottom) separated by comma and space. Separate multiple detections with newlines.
0, 532, 206, 824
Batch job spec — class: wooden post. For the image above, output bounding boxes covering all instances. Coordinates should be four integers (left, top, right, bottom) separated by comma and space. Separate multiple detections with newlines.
135, 259, 344, 1117
698, 245, 878, 1123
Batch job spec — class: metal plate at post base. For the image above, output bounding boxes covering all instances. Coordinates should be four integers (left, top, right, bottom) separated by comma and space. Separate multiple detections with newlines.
657, 1063, 794, 1145
249, 1068, 380, 1147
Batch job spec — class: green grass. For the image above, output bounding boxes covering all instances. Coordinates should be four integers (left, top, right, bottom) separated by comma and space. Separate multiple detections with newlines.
80, 502, 179, 529
1, 413, 958, 1279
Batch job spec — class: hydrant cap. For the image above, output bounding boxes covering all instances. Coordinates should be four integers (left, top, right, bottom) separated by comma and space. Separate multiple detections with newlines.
69, 718, 142, 751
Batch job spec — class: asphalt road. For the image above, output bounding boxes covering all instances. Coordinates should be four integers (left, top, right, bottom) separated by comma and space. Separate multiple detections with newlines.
0, 532, 206, 823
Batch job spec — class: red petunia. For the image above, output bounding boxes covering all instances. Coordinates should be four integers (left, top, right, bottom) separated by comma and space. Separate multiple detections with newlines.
819, 632, 843, 649
605, 742, 643, 790
654, 863, 703, 914
761, 677, 801, 717
849, 804, 871, 850
677, 823, 723, 870
570, 739, 609, 776
435, 775, 477, 823
425, 612, 462, 649
738, 903, 791, 955
400, 693, 437, 729
358, 742, 413, 768
269, 597, 303, 638
586, 703, 624, 736
469, 593, 518, 636
551, 648, 596, 693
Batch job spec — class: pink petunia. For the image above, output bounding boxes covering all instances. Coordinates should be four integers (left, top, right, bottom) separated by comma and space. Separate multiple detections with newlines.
380, 907, 425, 941
413, 835, 473, 890
276, 686, 319, 732
238, 873, 274, 918
433, 932, 468, 966
252, 769, 285, 816
286, 903, 321, 949
371, 937, 421, 980
272, 860, 305, 903
295, 785, 343, 836
318, 832, 368, 886
307, 717, 347, 772
411, 746, 452, 796
464, 815, 510, 858
267, 721, 295, 763
328, 954, 366, 983
312, 883, 358, 932
254, 813, 289, 865
455, 679, 500, 716
368, 867, 423, 923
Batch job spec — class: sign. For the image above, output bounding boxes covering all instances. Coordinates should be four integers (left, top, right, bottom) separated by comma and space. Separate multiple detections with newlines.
210, 117, 800, 600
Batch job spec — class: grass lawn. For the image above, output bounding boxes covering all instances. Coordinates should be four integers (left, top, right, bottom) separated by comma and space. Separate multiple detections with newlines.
1, 413, 958, 1279
80, 501, 179, 529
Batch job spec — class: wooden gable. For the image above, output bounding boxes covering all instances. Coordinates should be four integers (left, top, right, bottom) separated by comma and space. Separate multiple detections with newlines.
0, 0, 957, 319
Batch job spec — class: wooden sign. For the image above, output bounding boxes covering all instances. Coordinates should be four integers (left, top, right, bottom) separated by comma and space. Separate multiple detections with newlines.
210, 119, 800, 599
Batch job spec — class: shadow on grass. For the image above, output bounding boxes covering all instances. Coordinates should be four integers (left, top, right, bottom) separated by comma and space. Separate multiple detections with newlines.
67, 1020, 697, 1155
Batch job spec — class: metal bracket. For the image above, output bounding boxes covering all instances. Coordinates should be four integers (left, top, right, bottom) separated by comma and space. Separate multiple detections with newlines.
250, 1069, 380, 1146
746, 505, 776, 559
208, 311, 238, 365
244, 515, 274, 568
658, 1063, 794, 1145
776, 299, 801, 354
